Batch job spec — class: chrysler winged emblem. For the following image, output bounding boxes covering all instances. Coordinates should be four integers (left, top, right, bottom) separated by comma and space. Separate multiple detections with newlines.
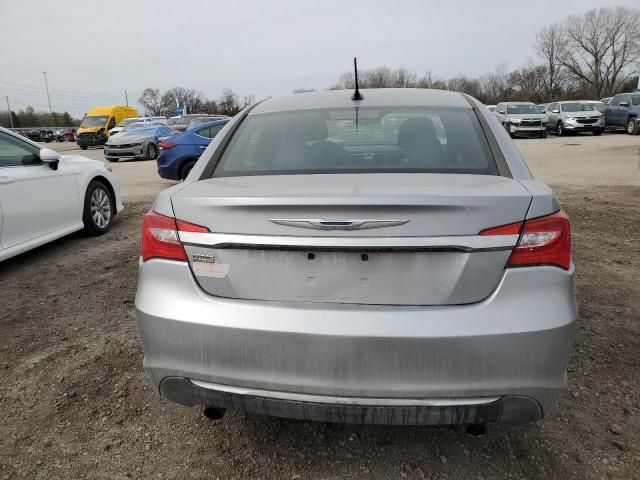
269, 218, 409, 231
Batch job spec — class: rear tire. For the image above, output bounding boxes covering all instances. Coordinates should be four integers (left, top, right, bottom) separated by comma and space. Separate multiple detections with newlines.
82, 180, 114, 236
80, 145, 88, 150
147, 143, 158, 160
557, 123, 564, 136
627, 118, 639, 135
180, 160, 196, 181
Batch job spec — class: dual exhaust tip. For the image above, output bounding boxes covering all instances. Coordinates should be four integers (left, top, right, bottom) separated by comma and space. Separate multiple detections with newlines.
201, 406, 488, 437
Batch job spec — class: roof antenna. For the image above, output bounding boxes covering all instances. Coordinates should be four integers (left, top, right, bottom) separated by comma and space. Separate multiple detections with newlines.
351, 57, 363, 101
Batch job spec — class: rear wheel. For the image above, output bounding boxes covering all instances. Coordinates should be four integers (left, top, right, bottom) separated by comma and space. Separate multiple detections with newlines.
80, 145, 88, 150
147, 143, 158, 160
180, 160, 196, 181
83, 180, 114, 236
557, 123, 564, 136
627, 118, 638, 135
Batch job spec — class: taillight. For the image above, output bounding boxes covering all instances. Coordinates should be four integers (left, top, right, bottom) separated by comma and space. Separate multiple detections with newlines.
481, 210, 571, 270
141, 210, 209, 262
158, 142, 176, 150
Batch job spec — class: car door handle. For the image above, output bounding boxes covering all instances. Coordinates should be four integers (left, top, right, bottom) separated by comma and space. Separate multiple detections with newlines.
199, 145, 207, 149
0, 176, 14, 185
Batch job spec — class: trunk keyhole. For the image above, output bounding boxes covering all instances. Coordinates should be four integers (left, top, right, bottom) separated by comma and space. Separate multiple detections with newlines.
361, 253, 369, 261
308, 252, 315, 260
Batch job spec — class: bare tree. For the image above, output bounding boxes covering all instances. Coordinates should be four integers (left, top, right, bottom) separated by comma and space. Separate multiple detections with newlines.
417, 70, 447, 90
138, 88, 164, 116
559, 6, 640, 98
161, 87, 205, 115
218, 89, 240, 116
391, 68, 417, 88
535, 23, 569, 98
510, 63, 548, 102
241, 94, 256, 108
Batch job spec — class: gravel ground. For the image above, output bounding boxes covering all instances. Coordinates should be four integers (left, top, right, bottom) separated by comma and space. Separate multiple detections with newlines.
1, 134, 639, 479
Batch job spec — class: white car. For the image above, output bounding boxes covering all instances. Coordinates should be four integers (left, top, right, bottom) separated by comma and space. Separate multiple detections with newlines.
0, 127, 124, 262
109, 116, 167, 136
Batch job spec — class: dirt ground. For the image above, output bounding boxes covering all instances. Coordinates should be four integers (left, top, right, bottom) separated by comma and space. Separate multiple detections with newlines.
1, 133, 639, 479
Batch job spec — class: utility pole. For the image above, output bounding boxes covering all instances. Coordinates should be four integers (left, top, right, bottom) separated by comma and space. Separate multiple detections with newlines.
42, 71, 52, 115
124, 89, 129, 106
5, 96, 14, 128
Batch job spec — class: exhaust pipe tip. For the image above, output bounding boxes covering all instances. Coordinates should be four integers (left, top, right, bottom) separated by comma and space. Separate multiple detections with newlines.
203, 406, 226, 421
465, 424, 487, 437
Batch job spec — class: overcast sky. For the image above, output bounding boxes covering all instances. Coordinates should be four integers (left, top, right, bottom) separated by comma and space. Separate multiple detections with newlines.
0, 0, 636, 117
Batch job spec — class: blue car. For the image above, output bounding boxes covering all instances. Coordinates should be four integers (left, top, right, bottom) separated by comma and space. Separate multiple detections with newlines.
157, 119, 229, 180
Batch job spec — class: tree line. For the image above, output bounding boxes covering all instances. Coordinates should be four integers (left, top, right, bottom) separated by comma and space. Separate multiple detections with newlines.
138, 87, 255, 117
0, 107, 77, 128
303, 6, 640, 104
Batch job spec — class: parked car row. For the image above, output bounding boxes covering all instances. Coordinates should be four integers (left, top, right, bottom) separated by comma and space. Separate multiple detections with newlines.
491, 92, 640, 137
11, 128, 76, 143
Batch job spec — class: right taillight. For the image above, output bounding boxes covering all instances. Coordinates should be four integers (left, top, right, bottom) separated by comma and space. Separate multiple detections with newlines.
481, 210, 571, 270
158, 142, 176, 150
141, 210, 209, 262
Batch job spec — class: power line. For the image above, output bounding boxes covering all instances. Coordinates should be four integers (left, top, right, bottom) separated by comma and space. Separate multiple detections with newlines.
0, 83, 120, 100
0, 79, 124, 98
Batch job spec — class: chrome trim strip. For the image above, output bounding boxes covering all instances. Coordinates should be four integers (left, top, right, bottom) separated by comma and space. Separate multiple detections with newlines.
190, 379, 501, 407
178, 232, 519, 251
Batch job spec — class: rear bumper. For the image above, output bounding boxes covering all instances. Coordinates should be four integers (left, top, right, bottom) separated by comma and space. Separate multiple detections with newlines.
135, 261, 577, 425
161, 377, 542, 425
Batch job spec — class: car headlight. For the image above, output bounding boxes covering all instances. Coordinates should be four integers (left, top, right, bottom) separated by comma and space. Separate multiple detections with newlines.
565, 116, 576, 121
510, 118, 521, 124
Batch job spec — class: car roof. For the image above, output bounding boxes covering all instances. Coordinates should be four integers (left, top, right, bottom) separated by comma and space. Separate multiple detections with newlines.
251, 88, 471, 115
188, 119, 230, 130
503, 101, 535, 105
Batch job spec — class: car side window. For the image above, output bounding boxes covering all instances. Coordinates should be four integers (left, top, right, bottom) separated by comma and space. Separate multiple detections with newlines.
621, 95, 631, 106
194, 127, 211, 138
0, 132, 41, 167
209, 124, 224, 138
610, 95, 621, 106
194, 125, 224, 139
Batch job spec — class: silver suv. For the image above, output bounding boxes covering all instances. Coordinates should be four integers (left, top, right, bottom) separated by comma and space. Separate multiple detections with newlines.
494, 102, 547, 138
544, 101, 604, 136
135, 89, 576, 427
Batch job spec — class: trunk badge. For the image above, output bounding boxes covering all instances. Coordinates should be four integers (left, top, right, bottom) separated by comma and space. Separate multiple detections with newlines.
269, 219, 409, 231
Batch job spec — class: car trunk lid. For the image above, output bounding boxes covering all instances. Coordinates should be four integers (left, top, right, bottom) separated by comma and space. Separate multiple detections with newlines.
172, 173, 532, 305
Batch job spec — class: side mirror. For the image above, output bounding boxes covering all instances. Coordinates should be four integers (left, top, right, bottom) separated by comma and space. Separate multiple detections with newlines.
552, 109, 560, 113
40, 148, 60, 170
619, 101, 629, 107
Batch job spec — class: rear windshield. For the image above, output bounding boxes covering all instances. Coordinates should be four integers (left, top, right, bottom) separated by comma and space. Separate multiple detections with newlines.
213, 107, 498, 177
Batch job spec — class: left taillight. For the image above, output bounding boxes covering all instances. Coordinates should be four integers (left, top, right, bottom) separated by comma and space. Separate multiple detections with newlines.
480, 209, 571, 270
141, 210, 209, 262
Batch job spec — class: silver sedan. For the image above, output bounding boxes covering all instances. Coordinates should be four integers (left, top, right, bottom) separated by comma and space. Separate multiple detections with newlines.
135, 89, 576, 428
